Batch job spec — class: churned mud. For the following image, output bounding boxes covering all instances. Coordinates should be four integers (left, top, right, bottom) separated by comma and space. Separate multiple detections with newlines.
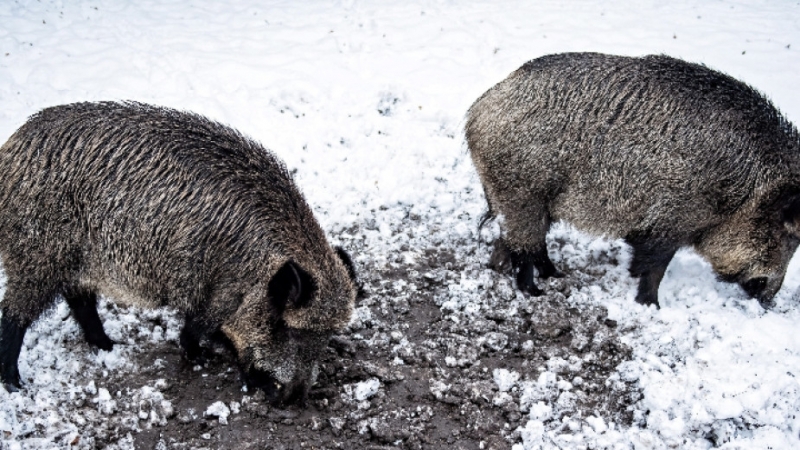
27, 209, 641, 450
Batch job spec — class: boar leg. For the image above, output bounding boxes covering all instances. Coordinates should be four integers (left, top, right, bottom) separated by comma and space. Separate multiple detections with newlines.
628, 240, 677, 308
64, 288, 113, 351
0, 279, 59, 391
0, 312, 28, 392
500, 242, 562, 279
531, 246, 564, 279
179, 313, 214, 363
502, 204, 558, 296
509, 246, 563, 295
488, 238, 513, 272
510, 250, 545, 296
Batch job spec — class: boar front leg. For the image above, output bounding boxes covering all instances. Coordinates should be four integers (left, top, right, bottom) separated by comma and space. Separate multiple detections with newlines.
510, 249, 545, 296
0, 312, 28, 392
64, 287, 113, 351
510, 246, 566, 297
179, 311, 224, 364
530, 246, 564, 279
179, 314, 206, 363
489, 237, 548, 296
627, 238, 677, 308
0, 278, 61, 392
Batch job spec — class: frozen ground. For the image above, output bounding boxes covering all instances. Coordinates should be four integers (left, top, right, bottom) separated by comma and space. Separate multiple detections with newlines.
2, 0, 800, 449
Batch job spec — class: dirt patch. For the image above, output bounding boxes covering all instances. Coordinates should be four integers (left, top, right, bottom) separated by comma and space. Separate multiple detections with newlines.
8, 212, 641, 449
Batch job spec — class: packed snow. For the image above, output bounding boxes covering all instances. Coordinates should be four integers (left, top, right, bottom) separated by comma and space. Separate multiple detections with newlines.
2, 0, 800, 448
203, 402, 230, 426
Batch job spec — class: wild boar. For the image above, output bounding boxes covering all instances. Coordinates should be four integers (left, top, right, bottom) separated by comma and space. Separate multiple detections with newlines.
467, 53, 800, 308
0, 101, 358, 403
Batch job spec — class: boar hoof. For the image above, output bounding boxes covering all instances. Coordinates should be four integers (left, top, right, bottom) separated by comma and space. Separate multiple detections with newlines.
244, 368, 309, 407
181, 346, 209, 366
87, 335, 114, 352
280, 381, 309, 408
1, 368, 21, 393
179, 321, 211, 364
244, 368, 282, 400
516, 272, 544, 296
541, 268, 565, 279
634, 291, 660, 309
522, 283, 544, 297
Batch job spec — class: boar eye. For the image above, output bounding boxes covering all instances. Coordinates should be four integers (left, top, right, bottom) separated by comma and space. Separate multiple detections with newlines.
741, 277, 767, 297
268, 260, 316, 312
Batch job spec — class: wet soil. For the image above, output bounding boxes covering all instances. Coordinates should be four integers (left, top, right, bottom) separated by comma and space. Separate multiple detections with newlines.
18, 212, 642, 449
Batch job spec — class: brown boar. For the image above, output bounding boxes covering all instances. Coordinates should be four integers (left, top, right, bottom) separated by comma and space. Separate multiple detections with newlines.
467, 53, 800, 308
0, 101, 358, 404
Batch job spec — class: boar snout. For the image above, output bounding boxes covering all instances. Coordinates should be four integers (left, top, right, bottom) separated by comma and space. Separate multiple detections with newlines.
244, 366, 312, 406
231, 327, 327, 407
721, 270, 784, 309
741, 277, 768, 299
740, 276, 782, 309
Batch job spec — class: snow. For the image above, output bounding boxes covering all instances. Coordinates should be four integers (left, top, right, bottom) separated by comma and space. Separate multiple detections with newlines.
493, 368, 520, 393
203, 401, 231, 425
350, 378, 381, 402
1, 0, 800, 448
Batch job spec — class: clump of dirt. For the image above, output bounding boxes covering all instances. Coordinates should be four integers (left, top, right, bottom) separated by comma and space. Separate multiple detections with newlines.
14, 210, 642, 449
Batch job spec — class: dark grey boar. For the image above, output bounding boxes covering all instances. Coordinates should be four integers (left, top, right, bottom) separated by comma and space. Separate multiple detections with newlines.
467, 53, 800, 308
0, 101, 358, 403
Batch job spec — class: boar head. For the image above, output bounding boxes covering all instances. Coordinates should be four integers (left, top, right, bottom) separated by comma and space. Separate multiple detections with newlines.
221, 250, 356, 405
696, 188, 800, 308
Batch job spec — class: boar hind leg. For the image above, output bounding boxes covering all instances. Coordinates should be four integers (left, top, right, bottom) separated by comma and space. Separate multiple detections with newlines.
64, 288, 113, 351
0, 280, 60, 391
627, 240, 677, 308
0, 313, 28, 392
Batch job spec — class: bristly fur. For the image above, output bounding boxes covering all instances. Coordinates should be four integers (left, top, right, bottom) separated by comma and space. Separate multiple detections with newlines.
0, 101, 357, 402
467, 53, 800, 308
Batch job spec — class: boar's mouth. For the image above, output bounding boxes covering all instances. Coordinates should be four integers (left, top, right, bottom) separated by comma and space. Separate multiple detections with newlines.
756, 296, 776, 310
244, 367, 310, 407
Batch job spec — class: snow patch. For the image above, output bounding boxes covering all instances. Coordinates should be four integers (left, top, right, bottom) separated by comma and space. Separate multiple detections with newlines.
204, 401, 231, 425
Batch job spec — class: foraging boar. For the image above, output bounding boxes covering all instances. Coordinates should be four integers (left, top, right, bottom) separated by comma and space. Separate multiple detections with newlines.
0, 102, 358, 403
467, 53, 800, 308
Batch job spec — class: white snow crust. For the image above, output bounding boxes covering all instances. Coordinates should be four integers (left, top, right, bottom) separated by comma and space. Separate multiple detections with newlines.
203, 401, 231, 426
2, 0, 800, 448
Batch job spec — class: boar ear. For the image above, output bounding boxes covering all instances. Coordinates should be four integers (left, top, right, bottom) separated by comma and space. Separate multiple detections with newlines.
781, 195, 800, 237
268, 260, 315, 311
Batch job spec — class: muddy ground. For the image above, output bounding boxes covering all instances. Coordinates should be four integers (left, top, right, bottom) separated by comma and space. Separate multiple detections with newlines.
6, 210, 642, 450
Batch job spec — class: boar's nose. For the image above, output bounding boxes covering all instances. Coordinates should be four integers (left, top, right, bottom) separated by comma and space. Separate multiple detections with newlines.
741, 277, 767, 297
741, 277, 776, 309
243, 368, 282, 400
243, 368, 309, 407
277, 380, 310, 407
264, 379, 309, 407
